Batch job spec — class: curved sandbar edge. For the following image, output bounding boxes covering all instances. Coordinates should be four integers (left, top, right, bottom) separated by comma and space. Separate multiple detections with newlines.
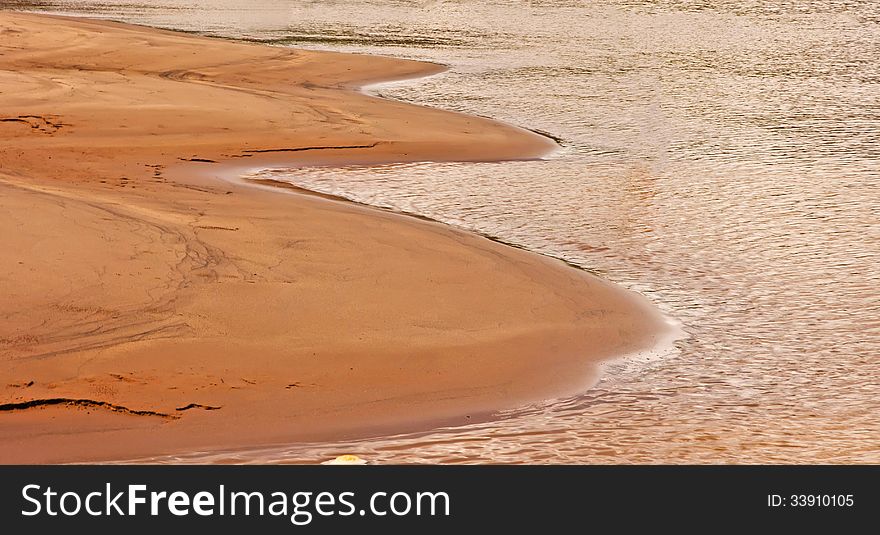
0, 11, 669, 463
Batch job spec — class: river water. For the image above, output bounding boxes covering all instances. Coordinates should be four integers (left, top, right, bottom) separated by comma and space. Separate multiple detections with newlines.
11, 0, 879, 463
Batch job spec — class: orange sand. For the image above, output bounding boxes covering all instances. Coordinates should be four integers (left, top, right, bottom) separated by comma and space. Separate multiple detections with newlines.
0, 12, 666, 463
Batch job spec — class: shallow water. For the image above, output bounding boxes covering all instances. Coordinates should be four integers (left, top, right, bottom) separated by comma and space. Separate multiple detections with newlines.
13, 0, 879, 463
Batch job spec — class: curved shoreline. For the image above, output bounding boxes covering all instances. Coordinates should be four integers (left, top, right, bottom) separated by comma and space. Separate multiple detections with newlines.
0, 11, 670, 463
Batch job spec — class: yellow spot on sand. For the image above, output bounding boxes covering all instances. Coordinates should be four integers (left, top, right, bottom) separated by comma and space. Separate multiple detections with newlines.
322, 454, 368, 465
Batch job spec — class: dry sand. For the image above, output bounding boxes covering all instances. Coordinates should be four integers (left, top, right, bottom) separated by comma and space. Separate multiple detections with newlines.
0, 12, 666, 463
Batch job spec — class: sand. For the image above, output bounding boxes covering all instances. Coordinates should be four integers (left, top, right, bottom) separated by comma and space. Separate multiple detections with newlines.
0, 12, 666, 463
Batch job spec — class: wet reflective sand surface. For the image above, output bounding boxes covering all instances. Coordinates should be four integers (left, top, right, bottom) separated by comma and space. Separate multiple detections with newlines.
15, 0, 879, 463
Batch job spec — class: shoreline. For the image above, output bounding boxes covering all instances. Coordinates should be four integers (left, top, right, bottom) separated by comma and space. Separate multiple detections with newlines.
0, 11, 670, 463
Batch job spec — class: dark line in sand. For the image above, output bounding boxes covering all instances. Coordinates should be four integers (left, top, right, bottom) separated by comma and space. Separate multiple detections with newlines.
175, 403, 222, 412
195, 225, 239, 231
0, 398, 178, 419
242, 143, 379, 154
526, 127, 565, 145
453, 111, 563, 147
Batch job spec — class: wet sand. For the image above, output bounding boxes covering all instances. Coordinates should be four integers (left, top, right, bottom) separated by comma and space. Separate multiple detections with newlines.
0, 12, 666, 463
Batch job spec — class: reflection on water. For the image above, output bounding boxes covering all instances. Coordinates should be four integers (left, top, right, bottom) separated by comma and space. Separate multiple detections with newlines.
17, 0, 880, 463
